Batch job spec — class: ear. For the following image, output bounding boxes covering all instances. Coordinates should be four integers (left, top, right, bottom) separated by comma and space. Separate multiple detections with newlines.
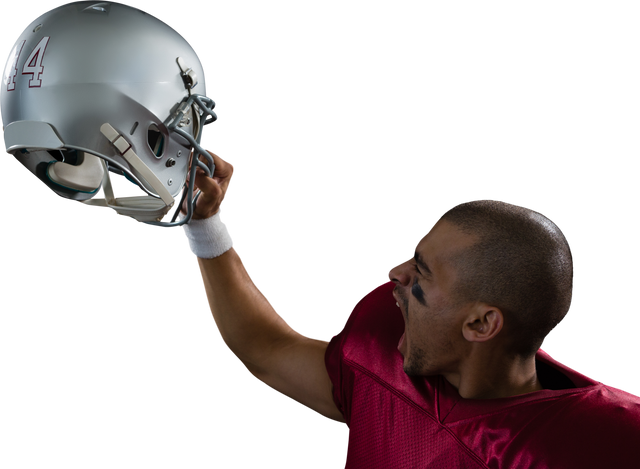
461, 305, 504, 343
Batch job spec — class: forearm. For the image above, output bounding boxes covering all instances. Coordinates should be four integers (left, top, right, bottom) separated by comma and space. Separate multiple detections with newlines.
197, 248, 295, 372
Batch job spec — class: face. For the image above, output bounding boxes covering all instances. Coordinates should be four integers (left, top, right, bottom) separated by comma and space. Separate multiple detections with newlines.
389, 220, 477, 377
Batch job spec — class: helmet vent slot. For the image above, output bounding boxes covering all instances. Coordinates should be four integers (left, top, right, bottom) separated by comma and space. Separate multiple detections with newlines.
147, 124, 165, 158
130, 121, 139, 135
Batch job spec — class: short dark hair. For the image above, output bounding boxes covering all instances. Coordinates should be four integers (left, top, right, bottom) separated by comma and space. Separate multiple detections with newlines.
440, 200, 573, 356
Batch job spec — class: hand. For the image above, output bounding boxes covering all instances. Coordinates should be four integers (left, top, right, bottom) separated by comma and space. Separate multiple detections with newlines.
182, 151, 233, 220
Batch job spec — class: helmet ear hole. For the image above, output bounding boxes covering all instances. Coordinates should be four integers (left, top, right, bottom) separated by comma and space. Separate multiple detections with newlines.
147, 124, 165, 157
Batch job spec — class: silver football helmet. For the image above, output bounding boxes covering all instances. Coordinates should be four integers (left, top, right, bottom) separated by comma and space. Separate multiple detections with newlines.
1, 1, 216, 226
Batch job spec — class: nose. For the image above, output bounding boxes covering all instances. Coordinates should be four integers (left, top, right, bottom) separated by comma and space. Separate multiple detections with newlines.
389, 259, 413, 286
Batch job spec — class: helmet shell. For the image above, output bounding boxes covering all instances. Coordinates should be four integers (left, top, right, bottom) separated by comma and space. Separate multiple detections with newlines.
2, 1, 207, 200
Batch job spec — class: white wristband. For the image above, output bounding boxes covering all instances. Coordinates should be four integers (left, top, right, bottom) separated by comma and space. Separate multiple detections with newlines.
182, 211, 233, 258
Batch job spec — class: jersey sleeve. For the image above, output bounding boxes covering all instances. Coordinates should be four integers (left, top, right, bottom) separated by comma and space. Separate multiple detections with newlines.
324, 281, 393, 425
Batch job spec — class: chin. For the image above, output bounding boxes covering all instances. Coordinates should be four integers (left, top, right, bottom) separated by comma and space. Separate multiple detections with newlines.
402, 361, 423, 377
404, 368, 424, 378
402, 352, 434, 377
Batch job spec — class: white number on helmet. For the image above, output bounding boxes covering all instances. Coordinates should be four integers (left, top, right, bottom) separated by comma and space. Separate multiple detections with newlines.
21, 36, 50, 88
4, 40, 26, 91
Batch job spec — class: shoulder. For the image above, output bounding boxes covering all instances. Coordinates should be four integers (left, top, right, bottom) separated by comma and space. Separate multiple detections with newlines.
537, 350, 640, 431
326, 282, 402, 361
325, 283, 426, 423
528, 353, 640, 466
542, 385, 640, 466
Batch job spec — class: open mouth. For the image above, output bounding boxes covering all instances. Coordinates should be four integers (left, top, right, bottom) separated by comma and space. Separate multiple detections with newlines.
397, 332, 406, 353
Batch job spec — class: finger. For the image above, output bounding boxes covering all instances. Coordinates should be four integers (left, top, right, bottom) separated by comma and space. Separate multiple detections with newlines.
205, 151, 233, 186
193, 168, 223, 200
182, 168, 214, 211
208, 149, 238, 197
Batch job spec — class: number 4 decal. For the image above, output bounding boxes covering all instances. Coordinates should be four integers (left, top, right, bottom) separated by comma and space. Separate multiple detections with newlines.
22, 37, 50, 87
5, 36, 50, 91
7, 41, 26, 91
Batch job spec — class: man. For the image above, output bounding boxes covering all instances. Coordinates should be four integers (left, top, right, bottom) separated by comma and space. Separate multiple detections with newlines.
182, 152, 640, 468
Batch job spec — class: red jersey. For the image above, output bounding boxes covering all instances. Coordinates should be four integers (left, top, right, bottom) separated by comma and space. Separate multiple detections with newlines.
325, 283, 640, 468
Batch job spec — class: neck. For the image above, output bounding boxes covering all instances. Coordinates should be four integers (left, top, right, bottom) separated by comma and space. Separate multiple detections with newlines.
443, 352, 543, 399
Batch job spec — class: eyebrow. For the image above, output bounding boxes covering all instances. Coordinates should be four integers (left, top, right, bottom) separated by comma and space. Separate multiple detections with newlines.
414, 252, 432, 275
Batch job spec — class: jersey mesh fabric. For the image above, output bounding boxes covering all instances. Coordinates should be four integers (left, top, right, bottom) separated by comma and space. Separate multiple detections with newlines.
326, 282, 640, 468
346, 371, 485, 468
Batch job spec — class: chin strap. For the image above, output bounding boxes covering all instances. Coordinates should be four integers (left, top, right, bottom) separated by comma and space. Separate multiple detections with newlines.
100, 123, 174, 207
81, 123, 175, 222
84, 159, 174, 222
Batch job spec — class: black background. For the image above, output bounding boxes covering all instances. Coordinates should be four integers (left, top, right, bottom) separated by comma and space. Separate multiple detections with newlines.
5, 3, 640, 467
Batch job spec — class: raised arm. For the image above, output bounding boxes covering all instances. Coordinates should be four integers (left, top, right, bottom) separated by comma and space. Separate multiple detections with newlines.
186, 150, 345, 424
197, 249, 343, 421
